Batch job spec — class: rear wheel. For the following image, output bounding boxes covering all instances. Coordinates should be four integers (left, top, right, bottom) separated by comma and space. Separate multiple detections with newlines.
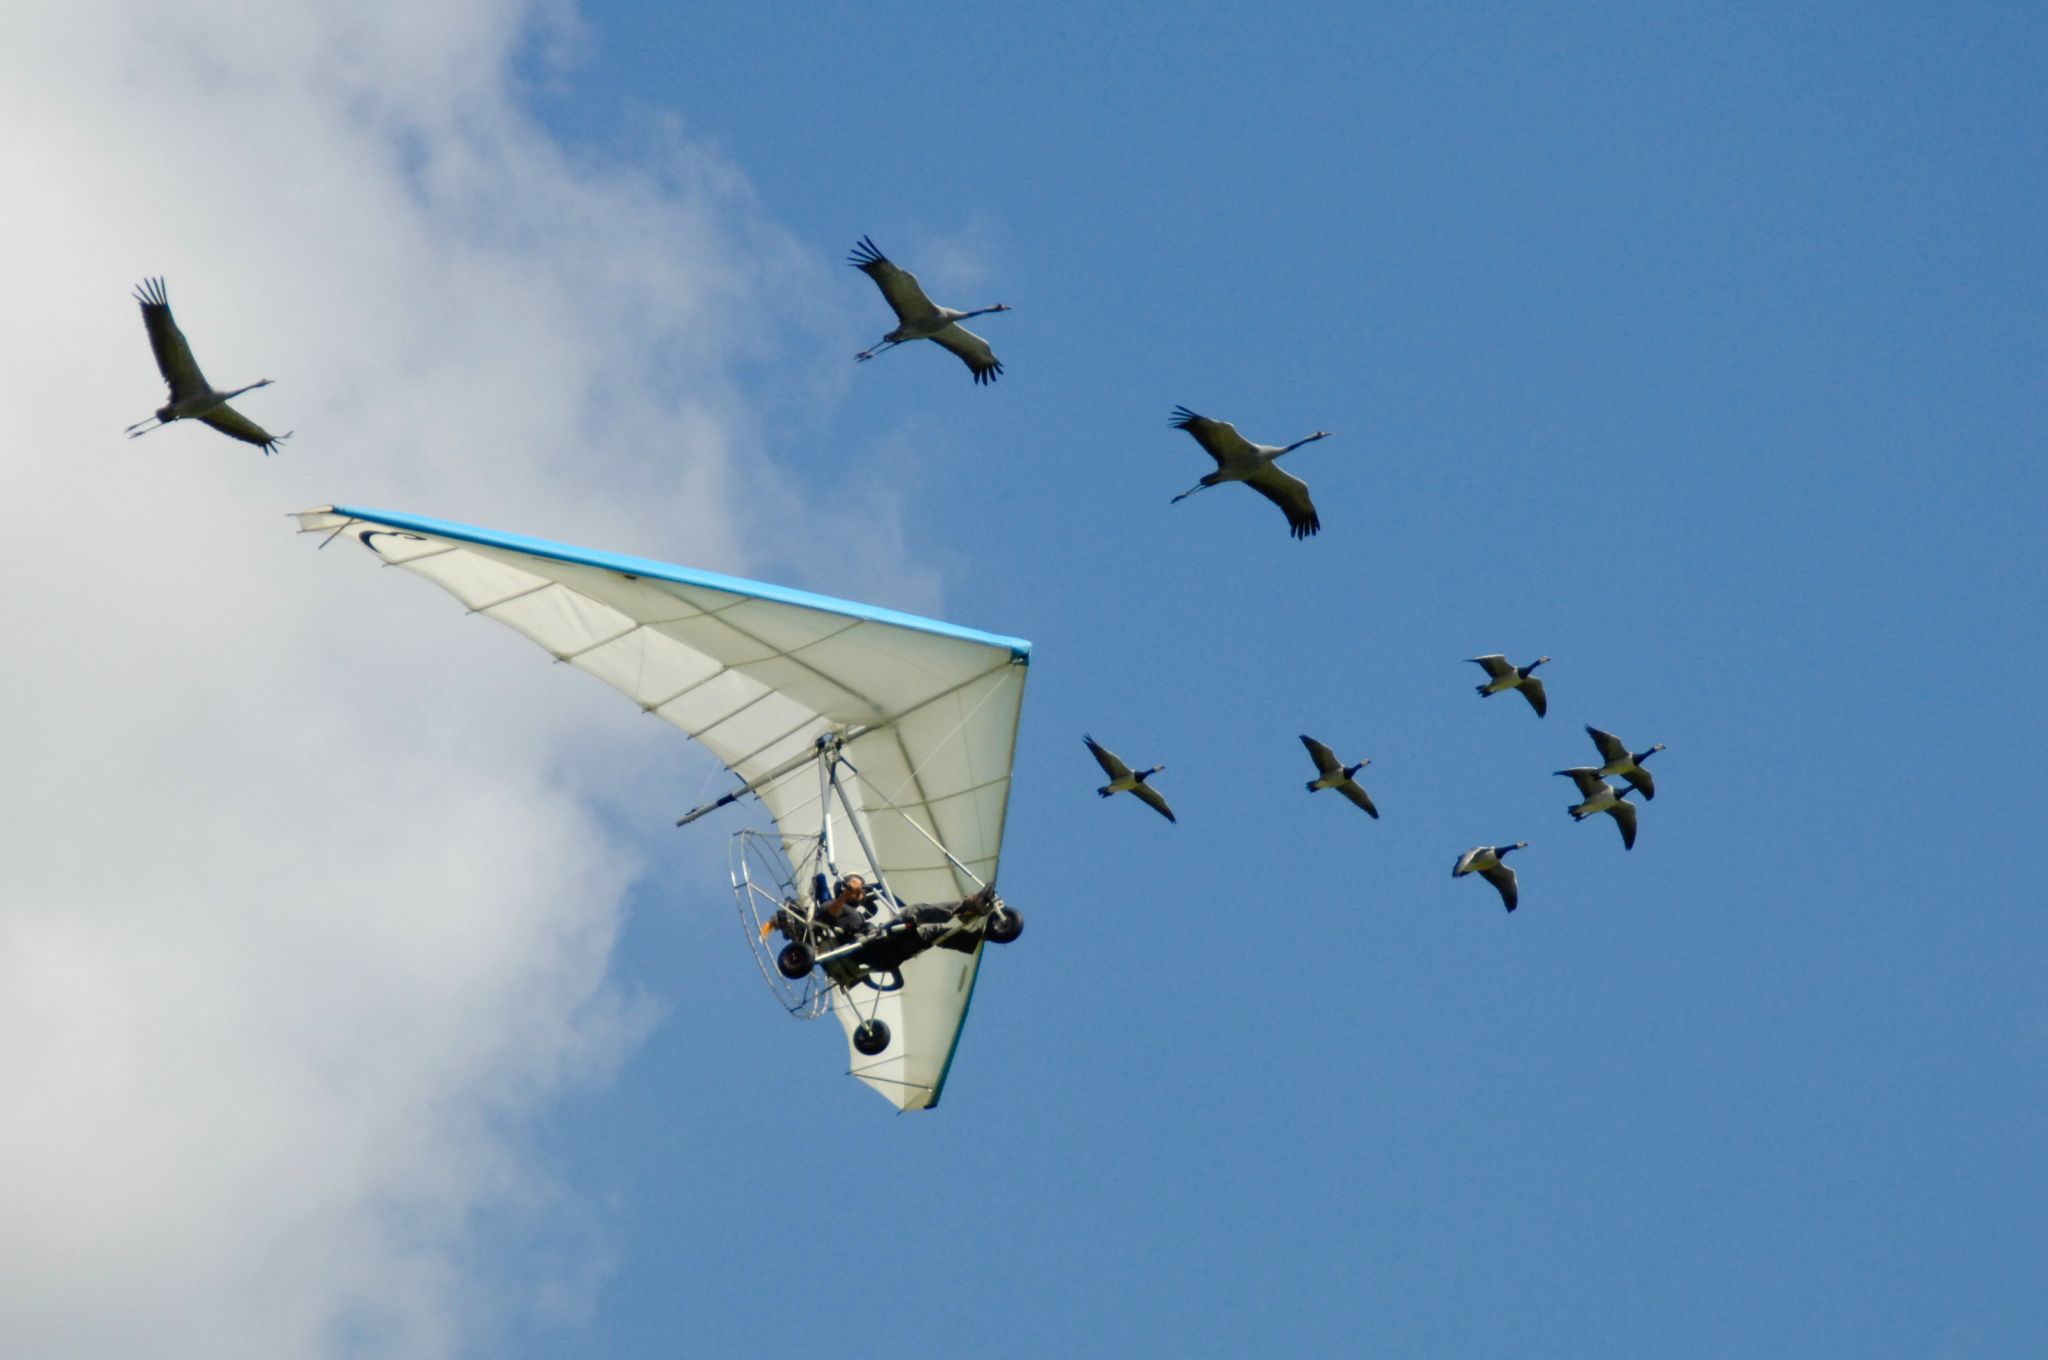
776, 942, 814, 979
853, 1019, 891, 1055
986, 907, 1024, 944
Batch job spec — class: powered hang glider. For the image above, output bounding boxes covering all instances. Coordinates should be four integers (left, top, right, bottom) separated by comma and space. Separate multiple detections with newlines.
294, 506, 1032, 1110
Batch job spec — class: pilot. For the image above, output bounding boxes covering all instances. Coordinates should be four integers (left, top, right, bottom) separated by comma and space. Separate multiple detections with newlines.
818, 874, 876, 939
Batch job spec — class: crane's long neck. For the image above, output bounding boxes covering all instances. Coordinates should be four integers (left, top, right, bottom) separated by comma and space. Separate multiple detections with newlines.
218, 379, 273, 402
958, 304, 1007, 320
1279, 432, 1330, 456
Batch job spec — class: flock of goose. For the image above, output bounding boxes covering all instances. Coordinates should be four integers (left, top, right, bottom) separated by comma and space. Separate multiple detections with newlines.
125, 240, 1669, 914
1089, 688, 1667, 913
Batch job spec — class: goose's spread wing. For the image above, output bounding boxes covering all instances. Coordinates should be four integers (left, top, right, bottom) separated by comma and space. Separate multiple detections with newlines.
1587, 726, 1627, 763
1132, 780, 1177, 823
1469, 655, 1512, 678
849, 237, 937, 323
199, 406, 286, 453
1624, 766, 1656, 800
1245, 463, 1319, 538
1479, 864, 1518, 910
1611, 799, 1637, 850
1170, 407, 1255, 467
134, 277, 209, 397
1338, 781, 1379, 818
932, 323, 1003, 384
1083, 735, 1131, 781
1557, 767, 1605, 798
1519, 676, 1548, 717
1299, 734, 1341, 776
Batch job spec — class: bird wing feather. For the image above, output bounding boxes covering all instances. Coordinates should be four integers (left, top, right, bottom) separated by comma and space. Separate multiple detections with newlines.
1479, 864, 1518, 910
1556, 767, 1606, 797
1338, 781, 1379, 818
1624, 767, 1656, 800
1083, 735, 1130, 781
198, 406, 285, 452
1299, 734, 1340, 775
1132, 781, 1177, 823
849, 238, 938, 324
1469, 655, 1512, 677
135, 278, 210, 397
931, 323, 1002, 384
1245, 463, 1319, 538
1587, 726, 1627, 762
1169, 407, 1255, 467
1611, 799, 1638, 850
1520, 676, 1548, 717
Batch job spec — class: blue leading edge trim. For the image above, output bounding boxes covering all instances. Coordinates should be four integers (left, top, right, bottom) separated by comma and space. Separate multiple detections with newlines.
331, 505, 1032, 661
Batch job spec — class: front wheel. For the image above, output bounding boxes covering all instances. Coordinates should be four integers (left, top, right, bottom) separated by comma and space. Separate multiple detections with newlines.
776, 942, 814, 979
986, 907, 1024, 945
853, 1019, 891, 1056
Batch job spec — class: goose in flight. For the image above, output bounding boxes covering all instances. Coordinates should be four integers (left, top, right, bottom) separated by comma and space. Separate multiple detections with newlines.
1586, 726, 1665, 799
1469, 654, 1549, 717
1168, 406, 1332, 539
849, 237, 1010, 384
1083, 734, 1175, 823
1453, 842, 1527, 912
1299, 734, 1377, 818
125, 278, 289, 455
1556, 768, 1638, 850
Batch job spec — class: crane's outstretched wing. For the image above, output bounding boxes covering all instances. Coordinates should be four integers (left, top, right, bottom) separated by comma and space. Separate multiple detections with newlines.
1300, 734, 1342, 777
1131, 781, 1177, 824
932, 323, 1003, 385
1519, 676, 1548, 717
1169, 406, 1254, 466
1245, 463, 1320, 539
134, 277, 209, 397
296, 505, 1031, 1111
199, 407, 288, 455
849, 236, 937, 323
1083, 735, 1131, 781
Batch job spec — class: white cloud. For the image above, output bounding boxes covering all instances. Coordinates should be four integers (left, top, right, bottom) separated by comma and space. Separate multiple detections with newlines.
0, 1, 870, 1354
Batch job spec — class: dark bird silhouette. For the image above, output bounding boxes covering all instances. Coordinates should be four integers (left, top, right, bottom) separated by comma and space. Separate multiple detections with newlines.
125, 278, 289, 455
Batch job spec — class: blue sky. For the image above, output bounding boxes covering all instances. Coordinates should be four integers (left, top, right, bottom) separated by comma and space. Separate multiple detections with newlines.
490, 5, 2043, 1355
5, 2, 2042, 1356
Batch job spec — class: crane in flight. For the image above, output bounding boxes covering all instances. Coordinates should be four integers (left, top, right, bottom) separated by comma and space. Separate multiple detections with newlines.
124, 278, 289, 455
1168, 406, 1331, 539
849, 237, 1010, 384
